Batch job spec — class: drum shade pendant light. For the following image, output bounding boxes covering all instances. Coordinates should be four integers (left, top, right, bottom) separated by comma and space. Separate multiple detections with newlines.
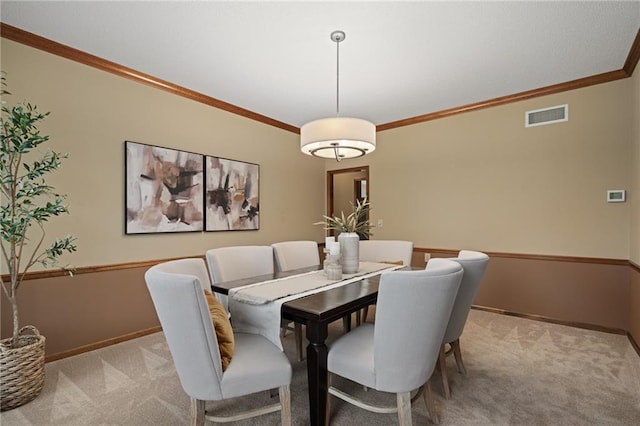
300, 31, 376, 162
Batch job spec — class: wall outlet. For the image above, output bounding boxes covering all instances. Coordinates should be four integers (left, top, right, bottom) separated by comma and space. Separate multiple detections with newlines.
377, 219, 383, 227
424, 253, 431, 262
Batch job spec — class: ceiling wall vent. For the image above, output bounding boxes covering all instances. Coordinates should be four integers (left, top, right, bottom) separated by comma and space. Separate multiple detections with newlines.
525, 104, 568, 128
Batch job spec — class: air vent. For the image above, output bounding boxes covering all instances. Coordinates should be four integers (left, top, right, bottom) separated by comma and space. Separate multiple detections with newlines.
525, 104, 568, 127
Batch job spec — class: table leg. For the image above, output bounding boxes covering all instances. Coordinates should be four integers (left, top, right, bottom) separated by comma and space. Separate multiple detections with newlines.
342, 314, 352, 332
306, 321, 329, 426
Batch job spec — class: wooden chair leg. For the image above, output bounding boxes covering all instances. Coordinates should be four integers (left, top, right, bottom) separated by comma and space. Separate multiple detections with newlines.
294, 323, 304, 362
423, 379, 440, 424
279, 385, 292, 426
362, 306, 369, 323
439, 344, 451, 399
190, 398, 205, 426
451, 339, 467, 375
326, 373, 332, 421
396, 391, 412, 426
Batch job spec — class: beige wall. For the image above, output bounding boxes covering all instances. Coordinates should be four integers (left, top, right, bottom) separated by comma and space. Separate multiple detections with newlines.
330, 79, 633, 260
631, 66, 640, 265
1, 39, 326, 271
2, 36, 639, 354
630, 67, 640, 343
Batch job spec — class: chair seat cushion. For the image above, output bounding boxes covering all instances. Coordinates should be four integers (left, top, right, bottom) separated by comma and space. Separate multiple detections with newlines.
204, 289, 234, 370
328, 324, 376, 388
221, 332, 292, 399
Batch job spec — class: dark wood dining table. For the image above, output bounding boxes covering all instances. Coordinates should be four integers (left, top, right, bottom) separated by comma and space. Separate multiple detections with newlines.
211, 266, 385, 426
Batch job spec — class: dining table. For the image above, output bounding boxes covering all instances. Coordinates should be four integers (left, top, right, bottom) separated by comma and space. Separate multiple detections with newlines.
211, 263, 400, 426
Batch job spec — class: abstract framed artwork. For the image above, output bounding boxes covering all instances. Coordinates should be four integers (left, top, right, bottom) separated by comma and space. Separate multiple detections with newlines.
125, 141, 204, 234
205, 156, 260, 231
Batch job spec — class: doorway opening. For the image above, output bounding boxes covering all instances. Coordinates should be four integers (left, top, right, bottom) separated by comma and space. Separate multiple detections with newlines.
326, 166, 370, 239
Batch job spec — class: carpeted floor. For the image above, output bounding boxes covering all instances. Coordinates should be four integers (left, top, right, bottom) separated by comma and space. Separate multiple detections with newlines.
1, 309, 639, 425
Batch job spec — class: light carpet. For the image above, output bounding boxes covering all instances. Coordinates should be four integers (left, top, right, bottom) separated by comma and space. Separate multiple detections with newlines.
1, 309, 639, 425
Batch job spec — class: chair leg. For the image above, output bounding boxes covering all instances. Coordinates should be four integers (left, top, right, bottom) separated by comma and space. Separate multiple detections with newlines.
362, 306, 369, 323
294, 323, 304, 362
396, 391, 412, 426
326, 373, 332, 420
279, 385, 292, 426
190, 398, 205, 426
438, 344, 451, 399
451, 339, 466, 375
423, 379, 440, 424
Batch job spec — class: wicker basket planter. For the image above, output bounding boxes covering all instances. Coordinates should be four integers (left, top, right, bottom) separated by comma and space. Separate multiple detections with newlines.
0, 326, 46, 411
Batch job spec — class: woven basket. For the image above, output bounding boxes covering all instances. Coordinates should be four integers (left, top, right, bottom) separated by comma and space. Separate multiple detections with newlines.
0, 326, 46, 411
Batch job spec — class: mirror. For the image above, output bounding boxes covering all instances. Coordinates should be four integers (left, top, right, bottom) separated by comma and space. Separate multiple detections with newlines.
327, 166, 370, 239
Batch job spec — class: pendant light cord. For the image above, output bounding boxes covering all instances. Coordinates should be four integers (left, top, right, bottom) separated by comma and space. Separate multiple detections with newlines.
336, 36, 340, 116
330, 30, 346, 162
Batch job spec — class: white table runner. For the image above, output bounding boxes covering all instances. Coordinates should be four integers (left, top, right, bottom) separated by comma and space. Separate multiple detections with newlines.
228, 262, 402, 349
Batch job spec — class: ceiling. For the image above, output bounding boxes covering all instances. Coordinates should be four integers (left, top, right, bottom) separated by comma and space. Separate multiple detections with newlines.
1, 1, 639, 130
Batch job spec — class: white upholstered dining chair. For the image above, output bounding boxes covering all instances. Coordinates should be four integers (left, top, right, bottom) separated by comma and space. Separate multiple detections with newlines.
206, 245, 303, 362
271, 240, 320, 272
358, 239, 414, 322
327, 261, 463, 424
271, 241, 320, 361
206, 246, 275, 290
358, 240, 414, 266
145, 258, 292, 425
426, 250, 489, 399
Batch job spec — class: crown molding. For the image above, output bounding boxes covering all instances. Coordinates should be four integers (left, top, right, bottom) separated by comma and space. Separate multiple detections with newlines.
2, 22, 638, 135
376, 69, 630, 131
623, 28, 640, 76
0, 23, 299, 134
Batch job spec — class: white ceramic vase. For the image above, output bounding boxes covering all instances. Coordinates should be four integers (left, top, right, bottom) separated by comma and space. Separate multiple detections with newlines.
338, 232, 359, 274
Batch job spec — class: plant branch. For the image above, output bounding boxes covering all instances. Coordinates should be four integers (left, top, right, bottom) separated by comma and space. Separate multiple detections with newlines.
1, 75, 77, 346
314, 197, 374, 237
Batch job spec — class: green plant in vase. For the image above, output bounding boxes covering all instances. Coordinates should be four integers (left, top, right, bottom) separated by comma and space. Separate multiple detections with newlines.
0, 75, 76, 410
315, 197, 373, 239
315, 197, 373, 273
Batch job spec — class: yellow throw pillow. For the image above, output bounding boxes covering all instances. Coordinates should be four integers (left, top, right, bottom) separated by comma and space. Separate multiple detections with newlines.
204, 290, 234, 371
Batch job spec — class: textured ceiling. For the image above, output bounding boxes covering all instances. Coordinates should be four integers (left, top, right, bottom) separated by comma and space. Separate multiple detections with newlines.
1, 1, 639, 128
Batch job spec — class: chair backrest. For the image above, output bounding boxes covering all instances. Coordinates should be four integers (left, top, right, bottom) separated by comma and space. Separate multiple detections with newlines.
145, 258, 224, 401
359, 240, 414, 266
272, 241, 320, 272
373, 261, 463, 393
206, 245, 274, 282
427, 250, 490, 344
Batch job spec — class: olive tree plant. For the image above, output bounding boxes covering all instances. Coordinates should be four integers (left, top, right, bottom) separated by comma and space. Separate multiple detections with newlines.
1, 76, 76, 348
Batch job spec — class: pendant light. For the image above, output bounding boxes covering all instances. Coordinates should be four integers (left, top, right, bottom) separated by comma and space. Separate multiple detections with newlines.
300, 30, 376, 162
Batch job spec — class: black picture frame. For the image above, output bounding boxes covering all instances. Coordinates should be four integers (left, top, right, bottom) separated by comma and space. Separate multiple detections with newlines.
204, 155, 260, 231
125, 141, 204, 234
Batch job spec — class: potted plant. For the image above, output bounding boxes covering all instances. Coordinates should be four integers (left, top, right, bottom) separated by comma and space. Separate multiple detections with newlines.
0, 75, 76, 410
315, 197, 373, 273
